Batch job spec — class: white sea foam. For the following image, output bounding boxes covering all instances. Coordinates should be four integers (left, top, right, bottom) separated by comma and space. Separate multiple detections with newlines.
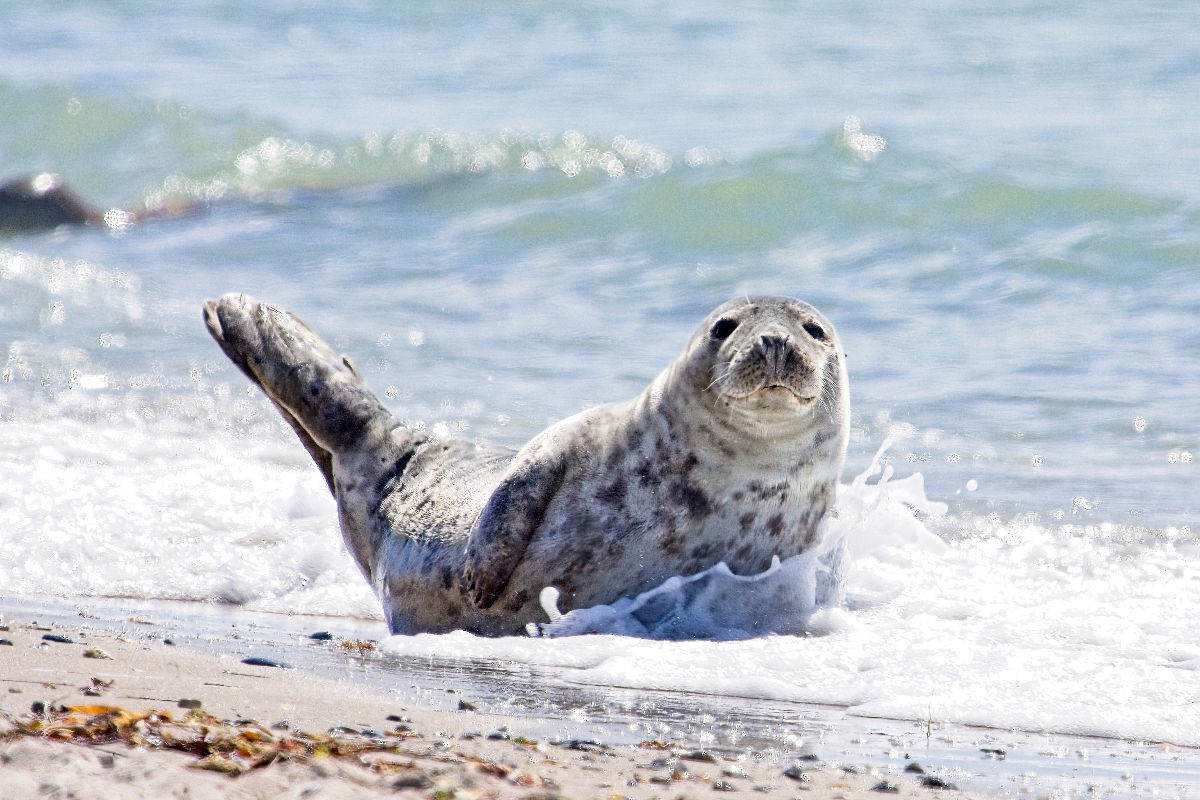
0, 412, 380, 621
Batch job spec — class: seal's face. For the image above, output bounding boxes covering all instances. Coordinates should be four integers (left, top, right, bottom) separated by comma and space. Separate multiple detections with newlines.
681, 296, 847, 434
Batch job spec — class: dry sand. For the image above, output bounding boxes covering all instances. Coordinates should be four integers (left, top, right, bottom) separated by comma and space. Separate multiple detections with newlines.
0, 614, 992, 800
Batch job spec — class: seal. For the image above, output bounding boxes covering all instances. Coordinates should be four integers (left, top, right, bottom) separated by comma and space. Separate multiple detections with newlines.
0, 174, 103, 232
0, 173, 197, 235
204, 294, 850, 636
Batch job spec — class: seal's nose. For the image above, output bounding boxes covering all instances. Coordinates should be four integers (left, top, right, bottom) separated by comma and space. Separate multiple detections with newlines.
759, 332, 792, 379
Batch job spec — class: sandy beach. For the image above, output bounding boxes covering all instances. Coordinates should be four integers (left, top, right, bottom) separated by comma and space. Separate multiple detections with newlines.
0, 608, 997, 800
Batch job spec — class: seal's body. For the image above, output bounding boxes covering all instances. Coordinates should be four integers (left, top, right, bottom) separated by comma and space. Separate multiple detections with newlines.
204, 294, 849, 636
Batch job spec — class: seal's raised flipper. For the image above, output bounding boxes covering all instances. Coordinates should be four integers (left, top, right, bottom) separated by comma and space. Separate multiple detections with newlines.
203, 293, 393, 493
463, 443, 567, 608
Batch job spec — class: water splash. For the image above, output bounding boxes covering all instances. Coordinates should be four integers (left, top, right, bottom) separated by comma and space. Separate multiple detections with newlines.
532, 439, 944, 639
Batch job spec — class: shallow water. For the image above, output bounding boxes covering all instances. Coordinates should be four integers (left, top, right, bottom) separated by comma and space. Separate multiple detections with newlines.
1, 0, 1198, 757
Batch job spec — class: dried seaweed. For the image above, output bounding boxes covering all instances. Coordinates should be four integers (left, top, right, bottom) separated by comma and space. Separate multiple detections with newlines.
2, 704, 429, 775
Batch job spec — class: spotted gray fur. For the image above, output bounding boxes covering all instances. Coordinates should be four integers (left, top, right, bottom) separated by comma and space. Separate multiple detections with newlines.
204, 294, 850, 636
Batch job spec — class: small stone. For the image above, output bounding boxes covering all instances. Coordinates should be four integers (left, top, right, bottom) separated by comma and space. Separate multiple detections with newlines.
457, 699, 477, 711
163, 638, 175, 646
31, 701, 46, 716
871, 781, 901, 793
921, 776, 959, 790
783, 764, 812, 782
0, 639, 13, 646
980, 747, 1007, 760
393, 774, 432, 789
194, 754, 245, 775
240, 656, 292, 669
487, 731, 510, 740
904, 762, 925, 774
680, 750, 717, 763
712, 780, 739, 791
559, 739, 609, 753
386, 714, 412, 723
178, 698, 203, 709
83, 648, 112, 660
41, 634, 74, 644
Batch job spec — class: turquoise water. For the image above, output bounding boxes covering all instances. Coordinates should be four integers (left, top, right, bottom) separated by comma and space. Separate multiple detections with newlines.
1, 0, 1198, 755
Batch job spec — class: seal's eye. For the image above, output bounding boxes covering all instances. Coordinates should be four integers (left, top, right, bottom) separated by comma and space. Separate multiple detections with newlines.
802, 322, 827, 341
710, 318, 739, 340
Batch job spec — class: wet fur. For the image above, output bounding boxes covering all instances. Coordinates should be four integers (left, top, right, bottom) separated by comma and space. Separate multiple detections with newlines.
204, 294, 849, 636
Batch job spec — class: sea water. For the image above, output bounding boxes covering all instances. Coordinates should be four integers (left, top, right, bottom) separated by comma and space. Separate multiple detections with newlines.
1, 0, 1198, 751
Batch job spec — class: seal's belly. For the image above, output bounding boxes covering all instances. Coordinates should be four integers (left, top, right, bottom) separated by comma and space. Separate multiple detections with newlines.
503, 477, 820, 614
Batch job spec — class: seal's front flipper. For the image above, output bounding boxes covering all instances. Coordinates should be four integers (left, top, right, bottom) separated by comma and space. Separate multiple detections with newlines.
463, 447, 567, 608
203, 293, 393, 492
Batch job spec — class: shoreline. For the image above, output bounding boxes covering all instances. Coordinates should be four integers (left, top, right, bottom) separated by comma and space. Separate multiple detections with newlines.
1, 611, 977, 800
2, 597, 1198, 799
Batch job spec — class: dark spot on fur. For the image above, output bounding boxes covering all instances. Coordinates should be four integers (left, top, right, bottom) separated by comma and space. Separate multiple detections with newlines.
374, 443, 421, 496
567, 546, 597, 574
440, 566, 454, 590
689, 541, 716, 560
598, 477, 627, 506
637, 456, 663, 487
811, 427, 839, 450
676, 482, 712, 518
660, 531, 685, 556
739, 511, 756, 529
766, 513, 785, 537
749, 480, 791, 501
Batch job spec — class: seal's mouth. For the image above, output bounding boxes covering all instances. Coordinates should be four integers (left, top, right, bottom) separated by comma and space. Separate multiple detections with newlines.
777, 389, 817, 404
735, 384, 816, 404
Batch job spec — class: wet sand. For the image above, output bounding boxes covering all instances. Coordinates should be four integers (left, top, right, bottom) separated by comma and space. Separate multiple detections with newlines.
0, 610, 988, 800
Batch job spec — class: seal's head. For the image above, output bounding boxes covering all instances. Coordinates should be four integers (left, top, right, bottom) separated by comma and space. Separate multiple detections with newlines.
676, 296, 849, 443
